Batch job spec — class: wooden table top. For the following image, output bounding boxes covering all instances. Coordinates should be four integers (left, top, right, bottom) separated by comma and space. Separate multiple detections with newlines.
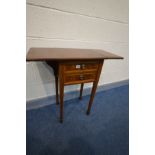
26, 48, 123, 61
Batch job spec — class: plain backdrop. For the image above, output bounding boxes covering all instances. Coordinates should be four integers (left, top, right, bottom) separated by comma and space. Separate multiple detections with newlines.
0, 0, 155, 155
26, 0, 129, 101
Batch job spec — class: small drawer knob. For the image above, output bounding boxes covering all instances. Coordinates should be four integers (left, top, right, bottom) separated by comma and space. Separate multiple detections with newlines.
79, 75, 84, 80
81, 64, 86, 69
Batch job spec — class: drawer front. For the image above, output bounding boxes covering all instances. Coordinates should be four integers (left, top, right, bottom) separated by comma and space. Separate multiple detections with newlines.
64, 72, 96, 84
64, 63, 98, 72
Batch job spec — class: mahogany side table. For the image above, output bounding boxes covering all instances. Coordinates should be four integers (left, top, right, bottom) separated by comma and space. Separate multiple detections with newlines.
26, 48, 123, 123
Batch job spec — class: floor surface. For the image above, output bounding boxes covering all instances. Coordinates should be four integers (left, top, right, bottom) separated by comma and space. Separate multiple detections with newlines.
27, 85, 129, 155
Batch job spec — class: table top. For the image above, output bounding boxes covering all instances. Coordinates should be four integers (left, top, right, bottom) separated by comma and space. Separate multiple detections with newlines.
26, 48, 123, 61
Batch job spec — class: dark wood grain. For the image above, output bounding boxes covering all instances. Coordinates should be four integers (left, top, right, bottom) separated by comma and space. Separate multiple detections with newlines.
26, 48, 123, 61
59, 64, 64, 123
55, 75, 59, 105
26, 48, 123, 123
79, 83, 84, 100
86, 60, 104, 115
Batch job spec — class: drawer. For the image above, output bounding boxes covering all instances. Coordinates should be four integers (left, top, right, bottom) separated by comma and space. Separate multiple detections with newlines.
64, 63, 98, 72
64, 72, 96, 84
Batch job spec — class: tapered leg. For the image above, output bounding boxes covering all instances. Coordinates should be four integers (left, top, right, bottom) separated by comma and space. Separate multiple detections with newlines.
86, 60, 104, 115
86, 82, 98, 115
59, 79, 64, 123
55, 75, 59, 105
79, 83, 84, 100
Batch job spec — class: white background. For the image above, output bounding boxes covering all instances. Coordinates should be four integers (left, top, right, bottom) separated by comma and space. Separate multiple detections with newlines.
0, 0, 155, 155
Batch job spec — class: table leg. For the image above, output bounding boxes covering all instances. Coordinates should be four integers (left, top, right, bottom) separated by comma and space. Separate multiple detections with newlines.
55, 75, 59, 105
86, 60, 103, 115
79, 83, 84, 100
59, 79, 64, 123
86, 82, 98, 115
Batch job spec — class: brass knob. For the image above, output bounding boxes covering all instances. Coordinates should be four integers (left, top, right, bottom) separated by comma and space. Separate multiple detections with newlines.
79, 75, 84, 80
